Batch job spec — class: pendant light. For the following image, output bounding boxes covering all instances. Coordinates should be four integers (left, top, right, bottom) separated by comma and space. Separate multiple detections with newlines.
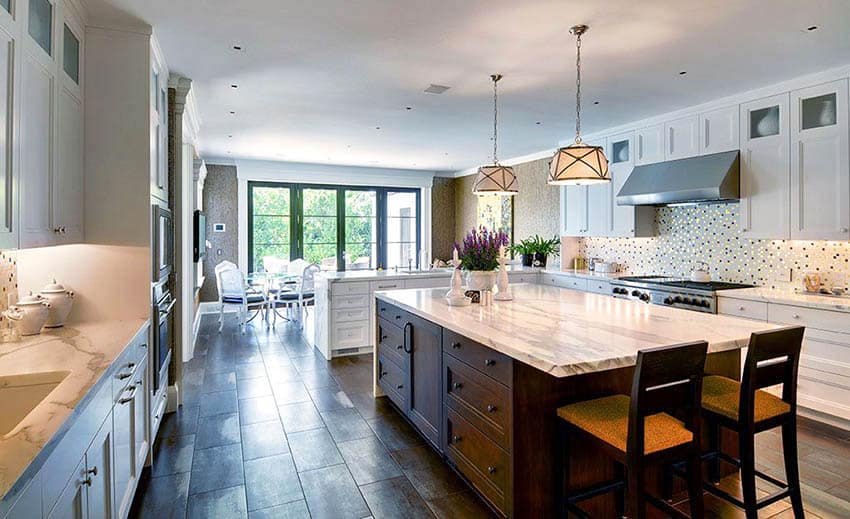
548, 25, 610, 185
473, 74, 518, 196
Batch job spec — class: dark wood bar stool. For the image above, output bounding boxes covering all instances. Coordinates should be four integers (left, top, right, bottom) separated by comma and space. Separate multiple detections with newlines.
556, 341, 709, 518
699, 325, 805, 518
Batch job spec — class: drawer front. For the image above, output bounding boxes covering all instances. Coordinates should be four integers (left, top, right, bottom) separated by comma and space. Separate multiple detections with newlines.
404, 277, 450, 289
330, 281, 369, 296
561, 276, 588, 291
444, 354, 511, 449
508, 273, 538, 284
587, 280, 611, 295
370, 280, 406, 292
332, 293, 370, 309
796, 367, 850, 420
377, 355, 406, 409
377, 318, 406, 366
768, 303, 850, 334
443, 329, 511, 387
445, 407, 509, 515
717, 297, 768, 321
377, 301, 407, 324
332, 306, 369, 323
332, 321, 371, 349
801, 327, 850, 368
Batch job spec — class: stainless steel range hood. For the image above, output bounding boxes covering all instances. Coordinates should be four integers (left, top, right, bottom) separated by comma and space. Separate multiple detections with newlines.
616, 150, 740, 206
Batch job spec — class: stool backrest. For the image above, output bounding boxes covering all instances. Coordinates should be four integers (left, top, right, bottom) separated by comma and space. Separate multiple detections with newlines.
628, 341, 708, 457
739, 326, 805, 424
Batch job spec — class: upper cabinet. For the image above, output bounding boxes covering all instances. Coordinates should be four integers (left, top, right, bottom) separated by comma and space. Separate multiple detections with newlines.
789, 79, 849, 240
700, 105, 739, 154
18, 0, 85, 248
665, 115, 699, 160
739, 94, 790, 239
150, 49, 168, 203
0, 17, 16, 250
635, 124, 665, 165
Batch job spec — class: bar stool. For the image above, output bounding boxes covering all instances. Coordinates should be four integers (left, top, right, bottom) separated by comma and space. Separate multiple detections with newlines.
556, 341, 709, 518
700, 326, 805, 518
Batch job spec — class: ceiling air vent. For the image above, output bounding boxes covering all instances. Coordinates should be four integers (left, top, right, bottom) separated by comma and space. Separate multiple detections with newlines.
424, 84, 450, 94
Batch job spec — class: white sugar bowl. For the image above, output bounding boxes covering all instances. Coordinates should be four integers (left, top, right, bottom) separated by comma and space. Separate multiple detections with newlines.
4, 293, 51, 335
40, 280, 75, 327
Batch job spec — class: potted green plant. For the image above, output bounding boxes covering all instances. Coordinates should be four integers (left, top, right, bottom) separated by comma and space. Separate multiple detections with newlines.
456, 226, 509, 291
509, 235, 560, 267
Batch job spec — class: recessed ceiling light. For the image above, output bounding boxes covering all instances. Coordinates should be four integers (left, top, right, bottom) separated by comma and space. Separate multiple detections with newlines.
678, 71, 687, 76
405, 106, 413, 110
536, 121, 542, 125
232, 45, 244, 51
593, 101, 600, 105
424, 84, 450, 94
231, 84, 238, 89
805, 25, 819, 32
227, 135, 233, 138
375, 126, 381, 130
227, 150, 232, 154
229, 111, 236, 114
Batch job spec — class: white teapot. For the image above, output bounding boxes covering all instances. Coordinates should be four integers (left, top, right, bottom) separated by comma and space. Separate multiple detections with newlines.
4, 293, 51, 336
40, 280, 75, 327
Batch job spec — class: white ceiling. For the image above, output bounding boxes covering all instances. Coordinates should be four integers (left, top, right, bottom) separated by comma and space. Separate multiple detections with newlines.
88, 0, 850, 173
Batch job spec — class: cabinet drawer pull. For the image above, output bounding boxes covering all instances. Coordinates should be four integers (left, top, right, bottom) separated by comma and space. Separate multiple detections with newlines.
793, 314, 801, 319
738, 306, 745, 311
126, 362, 136, 369
394, 315, 401, 320
396, 384, 404, 390
841, 228, 848, 233
396, 344, 403, 350
380, 371, 387, 377
117, 371, 133, 380
452, 435, 462, 443
380, 307, 386, 312
119, 386, 137, 404
487, 404, 497, 413
87, 466, 98, 476
381, 334, 388, 340
484, 359, 496, 367
488, 466, 497, 474
452, 342, 461, 349
81, 477, 92, 487
377, 284, 397, 289
452, 382, 463, 390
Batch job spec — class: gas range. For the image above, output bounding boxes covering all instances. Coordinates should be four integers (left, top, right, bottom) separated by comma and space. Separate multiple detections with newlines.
610, 276, 754, 314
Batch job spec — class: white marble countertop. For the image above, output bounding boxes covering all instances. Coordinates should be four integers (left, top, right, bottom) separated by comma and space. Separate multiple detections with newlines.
320, 265, 543, 282
719, 287, 850, 313
542, 268, 629, 280
375, 284, 778, 378
0, 318, 149, 500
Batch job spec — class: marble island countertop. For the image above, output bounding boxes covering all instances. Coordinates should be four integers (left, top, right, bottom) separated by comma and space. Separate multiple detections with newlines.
542, 268, 629, 280
719, 287, 850, 313
376, 284, 778, 378
319, 265, 543, 282
0, 318, 149, 500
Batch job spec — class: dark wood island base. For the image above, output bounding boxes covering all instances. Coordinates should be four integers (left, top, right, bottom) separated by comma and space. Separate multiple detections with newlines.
375, 300, 741, 518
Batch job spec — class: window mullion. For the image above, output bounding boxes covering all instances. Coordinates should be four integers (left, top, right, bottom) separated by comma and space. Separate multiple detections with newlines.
337, 187, 345, 271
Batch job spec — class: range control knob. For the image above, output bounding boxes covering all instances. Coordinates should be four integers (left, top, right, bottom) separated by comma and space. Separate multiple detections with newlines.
631, 290, 641, 297
673, 296, 682, 303
700, 300, 711, 308
682, 297, 692, 305
639, 293, 650, 302
663, 297, 673, 305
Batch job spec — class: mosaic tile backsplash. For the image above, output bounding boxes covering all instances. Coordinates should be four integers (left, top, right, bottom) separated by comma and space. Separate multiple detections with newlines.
579, 204, 850, 289
0, 250, 17, 322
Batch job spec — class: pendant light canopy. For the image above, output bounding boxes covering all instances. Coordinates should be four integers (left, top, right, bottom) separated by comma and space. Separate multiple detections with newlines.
548, 25, 610, 186
473, 74, 518, 196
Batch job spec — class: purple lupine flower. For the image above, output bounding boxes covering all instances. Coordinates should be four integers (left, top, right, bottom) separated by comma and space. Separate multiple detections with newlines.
457, 226, 508, 271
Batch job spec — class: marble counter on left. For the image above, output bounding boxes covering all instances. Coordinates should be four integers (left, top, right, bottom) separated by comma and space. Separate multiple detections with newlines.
0, 318, 149, 502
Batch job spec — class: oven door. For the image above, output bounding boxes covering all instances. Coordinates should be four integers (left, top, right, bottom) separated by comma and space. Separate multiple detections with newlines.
153, 293, 176, 393
153, 204, 173, 282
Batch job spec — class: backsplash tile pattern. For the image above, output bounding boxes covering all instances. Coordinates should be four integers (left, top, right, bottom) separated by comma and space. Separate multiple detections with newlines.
0, 251, 17, 323
580, 204, 850, 289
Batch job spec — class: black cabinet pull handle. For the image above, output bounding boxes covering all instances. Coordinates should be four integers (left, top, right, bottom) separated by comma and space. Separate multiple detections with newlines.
452, 435, 462, 443
380, 371, 387, 377
403, 322, 413, 354
380, 307, 386, 312
488, 466, 496, 474
396, 384, 404, 390
484, 359, 495, 367
381, 334, 388, 340
452, 342, 461, 349
452, 382, 463, 390
394, 315, 401, 320
397, 344, 403, 350
487, 404, 497, 412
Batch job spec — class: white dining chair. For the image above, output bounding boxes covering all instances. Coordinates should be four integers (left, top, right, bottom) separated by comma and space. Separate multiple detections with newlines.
273, 263, 320, 328
215, 263, 268, 333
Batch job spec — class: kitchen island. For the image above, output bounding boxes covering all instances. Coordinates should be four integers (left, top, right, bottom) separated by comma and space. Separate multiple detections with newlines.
373, 284, 778, 517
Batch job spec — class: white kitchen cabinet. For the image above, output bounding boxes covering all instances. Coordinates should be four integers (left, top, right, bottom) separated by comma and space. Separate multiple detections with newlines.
54, 18, 83, 243
113, 368, 140, 519
4, 477, 43, 519
560, 184, 587, 236
48, 456, 86, 519
665, 115, 699, 160
0, 26, 16, 250
150, 48, 168, 203
586, 182, 609, 236
699, 105, 739, 154
606, 131, 655, 238
635, 124, 665, 165
739, 94, 790, 239
789, 79, 849, 240
132, 356, 149, 473
84, 413, 113, 519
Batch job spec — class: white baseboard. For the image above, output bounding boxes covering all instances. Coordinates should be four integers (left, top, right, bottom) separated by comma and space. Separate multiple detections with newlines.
198, 301, 239, 315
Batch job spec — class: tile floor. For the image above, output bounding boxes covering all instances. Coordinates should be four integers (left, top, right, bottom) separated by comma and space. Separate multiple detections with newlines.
130, 315, 850, 518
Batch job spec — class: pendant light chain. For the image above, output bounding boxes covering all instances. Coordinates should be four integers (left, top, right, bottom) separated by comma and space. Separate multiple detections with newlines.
492, 74, 500, 164
574, 30, 582, 144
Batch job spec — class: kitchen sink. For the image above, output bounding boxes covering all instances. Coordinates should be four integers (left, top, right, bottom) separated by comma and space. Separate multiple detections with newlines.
0, 370, 70, 437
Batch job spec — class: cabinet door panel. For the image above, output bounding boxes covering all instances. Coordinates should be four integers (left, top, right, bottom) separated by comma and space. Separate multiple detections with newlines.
608, 132, 635, 236
585, 182, 609, 236
700, 105, 739, 154
20, 54, 55, 248
87, 412, 114, 519
789, 79, 849, 240
56, 87, 84, 242
560, 185, 587, 236
739, 94, 790, 239
47, 457, 87, 519
405, 313, 441, 448
665, 116, 699, 160
113, 384, 138, 518
133, 356, 149, 470
635, 124, 665, 165
0, 29, 14, 248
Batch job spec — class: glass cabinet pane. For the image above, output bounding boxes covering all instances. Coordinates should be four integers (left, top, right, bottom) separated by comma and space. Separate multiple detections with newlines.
750, 106, 780, 138
63, 25, 79, 83
0, 0, 10, 15
611, 140, 630, 163
801, 93, 837, 130
28, 0, 52, 55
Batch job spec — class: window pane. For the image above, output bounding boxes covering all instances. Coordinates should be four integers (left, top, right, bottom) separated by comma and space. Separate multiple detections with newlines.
63, 25, 79, 84
345, 190, 376, 216
304, 243, 337, 270
750, 106, 780, 139
253, 186, 290, 215
0, 0, 10, 15
344, 243, 377, 270
303, 188, 336, 216
251, 186, 291, 272
386, 242, 417, 270
386, 191, 416, 217
28, 0, 52, 55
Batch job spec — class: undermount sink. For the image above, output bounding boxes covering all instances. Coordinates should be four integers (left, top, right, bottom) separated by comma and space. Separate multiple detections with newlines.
0, 370, 70, 437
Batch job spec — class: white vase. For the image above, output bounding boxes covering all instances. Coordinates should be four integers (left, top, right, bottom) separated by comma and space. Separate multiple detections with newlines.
465, 270, 496, 291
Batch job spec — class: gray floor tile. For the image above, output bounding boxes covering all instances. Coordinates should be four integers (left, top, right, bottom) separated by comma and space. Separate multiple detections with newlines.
359, 476, 435, 518
273, 381, 312, 405
130, 472, 190, 519
244, 454, 303, 511
248, 500, 310, 519
238, 376, 273, 398
200, 389, 239, 417
309, 386, 354, 412
266, 363, 301, 383
337, 435, 403, 486
236, 362, 267, 380
187, 485, 248, 519
367, 412, 426, 452
202, 371, 237, 394
196, 412, 241, 449
239, 395, 280, 425
158, 405, 200, 438
241, 420, 289, 461
151, 434, 195, 477
189, 443, 244, 495
279, 401, 325, 433
299, 367, 339, 390
321, 408, 374, 443
391, 445, 466, 501
288, 428, 344, 472
299, 464, 370, 519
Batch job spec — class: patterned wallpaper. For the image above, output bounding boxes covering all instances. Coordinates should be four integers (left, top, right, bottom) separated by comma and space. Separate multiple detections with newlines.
431, 177, 456, 260
0, 251, 17, 329
200, 164, 239, 302
580, 203, 850, 289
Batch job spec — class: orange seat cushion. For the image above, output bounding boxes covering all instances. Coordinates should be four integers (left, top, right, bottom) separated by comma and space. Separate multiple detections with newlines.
557, 395, 693, 455
701, 375, 790, 423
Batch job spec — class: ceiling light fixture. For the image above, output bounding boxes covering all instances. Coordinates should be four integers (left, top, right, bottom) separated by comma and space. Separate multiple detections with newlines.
548, 25, 610, 186
231, 84, 238, 88
679, 71, 687, 76
473, 74, 518, 196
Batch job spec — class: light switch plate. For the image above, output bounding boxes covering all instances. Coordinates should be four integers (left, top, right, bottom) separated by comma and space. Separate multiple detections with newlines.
772, 267, 793, 283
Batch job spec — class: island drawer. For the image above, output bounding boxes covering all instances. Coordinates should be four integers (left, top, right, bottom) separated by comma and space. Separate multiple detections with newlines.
333, 306, 369, 323
370, 280, 405, 292
331, 281, 370, 296
377, 355, 406, 410
377, 301, 407, 324
717, 297, 768, 321
445, 407, 509, 516
332, 293, 370, 309
768, 303, 850, 334
444, 354, 511, 449
443, 329, 512, 387
377, 319, 406, 366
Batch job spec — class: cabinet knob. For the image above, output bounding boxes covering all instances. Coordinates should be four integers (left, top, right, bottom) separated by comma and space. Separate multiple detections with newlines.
87, 466, 98, 476
380, 307, 386, 312
841, 228, 849, 233
484, 359, 495, 367
396, 384, 404, 390
488, 466, 497, 474
451, 342, 461, 349
793, 314, 800, 319
452, 382, 463, 390
81, 477, 92, 487
396, 344, 403, 350
381, 334, 388, 340
487, 404, 497, 413
738, 306, 745, 311
380, 371, 387, 377
452, 435, 462, 443
53, 227, 61, 234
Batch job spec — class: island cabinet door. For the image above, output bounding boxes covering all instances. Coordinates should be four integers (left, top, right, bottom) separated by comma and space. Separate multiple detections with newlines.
403, 312, 443, 448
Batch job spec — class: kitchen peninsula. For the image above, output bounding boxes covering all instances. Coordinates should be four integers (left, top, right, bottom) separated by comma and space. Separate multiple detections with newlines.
373, 284, 778, 517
